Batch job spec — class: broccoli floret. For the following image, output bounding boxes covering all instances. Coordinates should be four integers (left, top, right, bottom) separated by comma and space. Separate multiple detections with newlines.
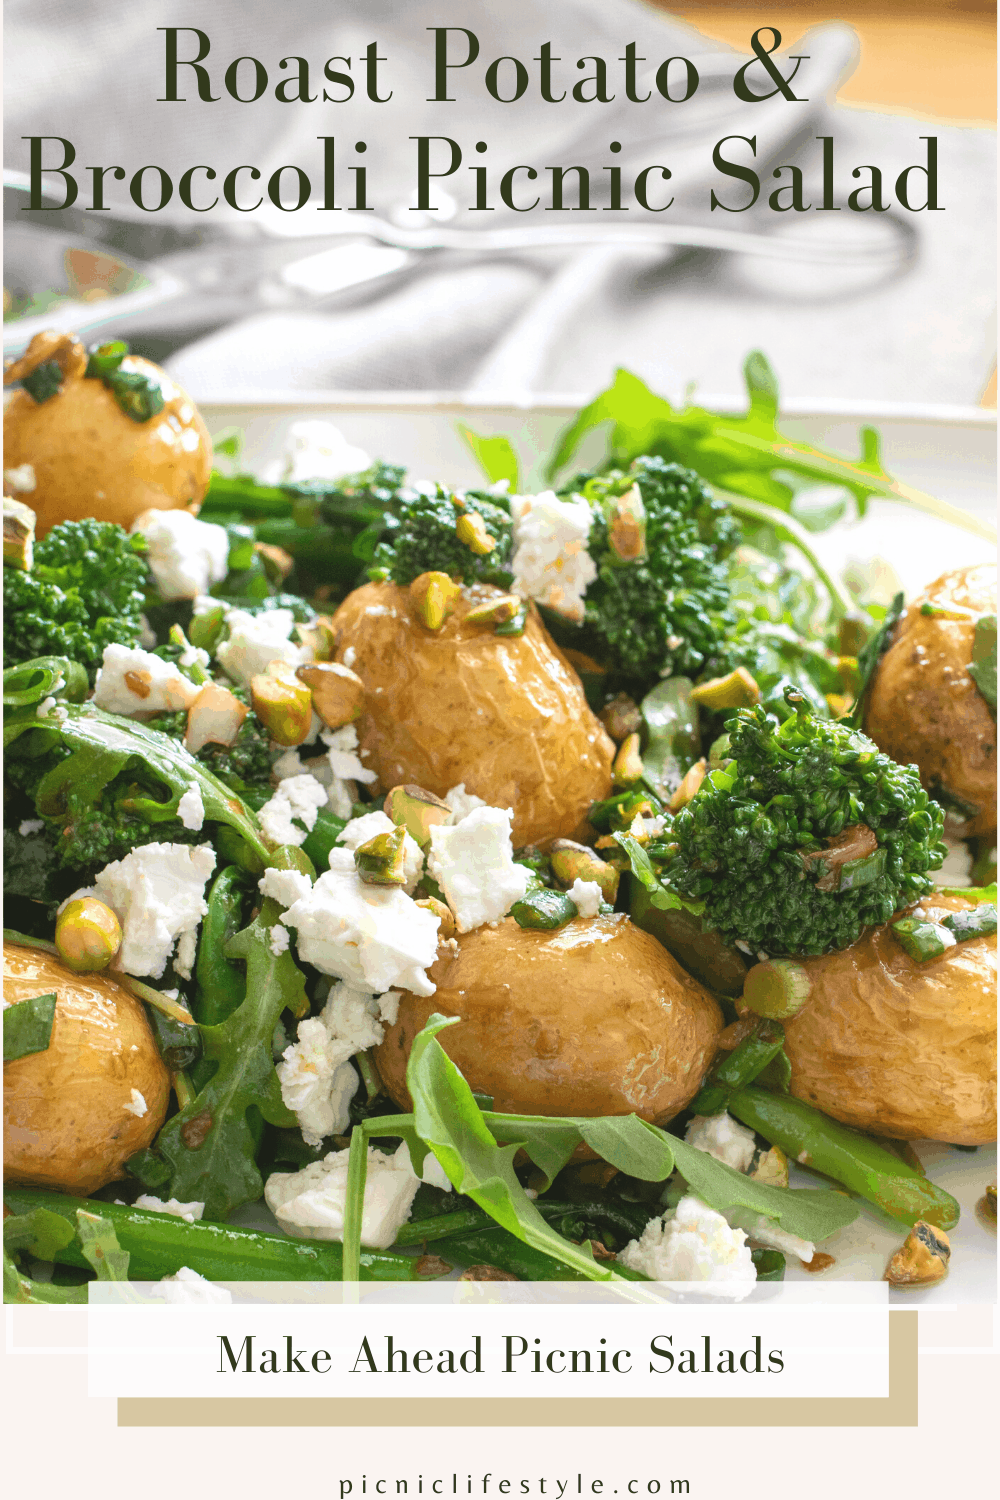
370, 486, 514, 587
564, 457, 738, 683
663, 690, 946, 956
3, 519, 149, 682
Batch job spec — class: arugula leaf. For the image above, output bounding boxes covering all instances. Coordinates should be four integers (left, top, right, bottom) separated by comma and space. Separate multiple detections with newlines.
3, 656, 88, 709
4, 992, 57, 1062
613, 832, 705, 917
75, 1211, 130, 1281
482, 1111, 675, 1192
968, 614, 997, 712
457, 425, 520, 492
3, 1207, 76, 1261
4, 702, 270, 864
151, 901, 300, 1220
667, 1137, 859, 1244
3, 1245, 88, 1304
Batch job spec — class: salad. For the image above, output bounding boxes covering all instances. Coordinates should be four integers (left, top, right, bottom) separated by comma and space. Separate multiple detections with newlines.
2, 330, 996, 1304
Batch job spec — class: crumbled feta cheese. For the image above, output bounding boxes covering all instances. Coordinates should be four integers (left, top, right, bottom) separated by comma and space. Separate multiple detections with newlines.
394, 1140, 453, 1193
4, 462, 36, 493
18, 819, 44, 836
277, 1017, 361, 1144
134, 1196, 205, 1224
272, 748, 307, 782
337, 810, 424, 894
215, 608, 311, 688
93, 644, 200, 716
124, 1089, 147, 1118
132, 509, 230, 601
259, 867, 313, 908
265, 1146, 419, 1248
281, 850, 440, 995
617, 1196, 756, 1298
36, 696, 68, 721
443, 783, 488, 823
509, 490, 597, 623
174, 930, 197, 981
321, 724, 377, 784
567, 878, 603, 918
177, 783, 205, 832
179, 644, 211, 673
378, 989, 402, 1026
725, 1210, 815, 1265
428, 806, 530, 933
266, 420, 370, 486
685, 1112, 758, 1175
257, 774, 328, 847
320, 980, 386, 1056
642, 815, 667, 838
158, 1267, 233, 1304
94, 842, 216, 979
270, 925, 291, 956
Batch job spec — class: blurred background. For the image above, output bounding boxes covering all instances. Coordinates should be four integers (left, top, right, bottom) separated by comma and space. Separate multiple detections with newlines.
3, 0, 996, 407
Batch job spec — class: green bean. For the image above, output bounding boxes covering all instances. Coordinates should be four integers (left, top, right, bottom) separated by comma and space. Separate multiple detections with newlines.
194, 865, 249, 1026
301, 807, 349, 873
727, 1087, 961, 1229
395, 1199, 650, 1249
689, 1020, 785, 1115
431, 1228, 649, 1282
2, 1188, 440, 1283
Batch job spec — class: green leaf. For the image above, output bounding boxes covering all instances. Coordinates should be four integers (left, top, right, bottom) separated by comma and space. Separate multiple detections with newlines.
483, 1111, 676, 1192
968, 614, 997, 712
456, 424, 520, 492
3, 1207, 76, 1261
848, 591, 905, 727
668, 1137, 859, 1244
613, 833, 705, 917
75, 1211, 130, 1281
4, 992, 56, 1062
3, 1245, 88, 1304
3, 657, 88, 709
152, 901, 301, 1220
4, 702, 270, 865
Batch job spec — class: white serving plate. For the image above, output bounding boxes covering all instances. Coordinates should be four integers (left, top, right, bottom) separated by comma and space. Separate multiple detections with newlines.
208, 392, 996, 1301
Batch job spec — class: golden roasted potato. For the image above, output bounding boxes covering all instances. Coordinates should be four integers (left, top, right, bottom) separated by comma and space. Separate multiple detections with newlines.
865, 565, 997, 837
376, 913, 723, 1124
3, 942, 171, 1194
330, 581, 615, 845
783, 894, 996, 1144
3, 330, 212, 536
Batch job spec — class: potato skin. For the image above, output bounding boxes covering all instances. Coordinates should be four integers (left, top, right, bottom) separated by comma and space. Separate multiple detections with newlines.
3, 943, 171, 1194
3, 356, 212, 536
331, 581, 615, 845
376, 914, 723, 1124
783, 895, 996, 1144
864, 565, 996, 837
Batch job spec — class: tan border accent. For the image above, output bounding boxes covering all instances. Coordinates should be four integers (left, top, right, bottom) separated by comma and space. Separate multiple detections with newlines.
118, 1310, 916, 1428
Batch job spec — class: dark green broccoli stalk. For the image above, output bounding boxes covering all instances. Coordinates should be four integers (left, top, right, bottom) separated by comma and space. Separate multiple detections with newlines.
561, 457, 738, 683
3, 520, 150, 682
663, 689, 947, 957
369, 486, 514, 588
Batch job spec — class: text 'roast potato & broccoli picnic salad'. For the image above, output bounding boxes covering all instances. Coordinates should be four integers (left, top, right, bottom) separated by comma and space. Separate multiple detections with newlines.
2, 330, 996, 1303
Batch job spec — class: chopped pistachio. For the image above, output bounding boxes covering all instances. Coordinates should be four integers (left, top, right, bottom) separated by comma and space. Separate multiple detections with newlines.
3, 496, 35, 571
986, 1183, 997, 1216
254, 541, 295, 584
751, 1145, 789, 1189
743, 960, 812, 1020
55, 897, 123, 974
799, 824, 881, 893
549, 840, 620, 903
296, 661, 365, 729
668, 757, 708, 812
884, 1221, 951, 1287
612, 732, 644, 787
384, 783, 451, 847
354, 825, 407, 886
599, 692, 642, 743
607, 483, 647, 563
455, 511, 496, 555
463, 594, 522, 627
250, 662, 313, 746
825, 692, 854, 719
409, 570, 462, 630
689, 666, 762, 711
415, 895, 457, 939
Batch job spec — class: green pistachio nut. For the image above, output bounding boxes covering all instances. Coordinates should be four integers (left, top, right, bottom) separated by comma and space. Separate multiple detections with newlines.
354, 825, 407, 885
612, 732, 644, 787
384, 784, 451, 847
690, 666, 762, 711
3, 497, 36, 571
55, 898, 123, 974
415, 895, 456, 939
548, 840, 620, 904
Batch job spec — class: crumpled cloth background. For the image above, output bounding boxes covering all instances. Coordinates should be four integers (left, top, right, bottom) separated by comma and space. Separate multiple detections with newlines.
4, 0, 995, 401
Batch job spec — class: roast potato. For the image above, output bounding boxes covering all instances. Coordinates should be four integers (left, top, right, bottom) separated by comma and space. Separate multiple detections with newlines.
3, 330, 212, 536
331, 581, 615, 845
376, 913, 723, 1123
3, 941, 171, 1194
865, 565, 997, 837
783, 894, 996, 1144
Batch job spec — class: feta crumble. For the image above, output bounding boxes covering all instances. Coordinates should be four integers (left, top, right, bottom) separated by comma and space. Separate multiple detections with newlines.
280, 850, 440, 995
443, 783, 488, 823
685, 1112, 758, 1175
725, 1210, 815, 1265
36, 696, 68, 721
427, 805, 530, 933
93, 644, 200, 716
93, 842, 216, 979
265, 1146, 419, 1248
215, 607, 312, 688
134, 1195, 205, 1224
337, 810, 424, 894
567, 878, 603, 918
18, 819, 44, 836
124, 1089, 148, 1118
131, 509, 230, 601
265, 420, 370, 486
257, 774, 328, 847
270, 925, 291, 956
259, 867, 313, 908
158, 1267, 233, 1304
618, 1196, 756, 1298
4, 462, 36, 493
177, 783, 206, 832
509, 490, 597, 623
276, 1017, 361, 1144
